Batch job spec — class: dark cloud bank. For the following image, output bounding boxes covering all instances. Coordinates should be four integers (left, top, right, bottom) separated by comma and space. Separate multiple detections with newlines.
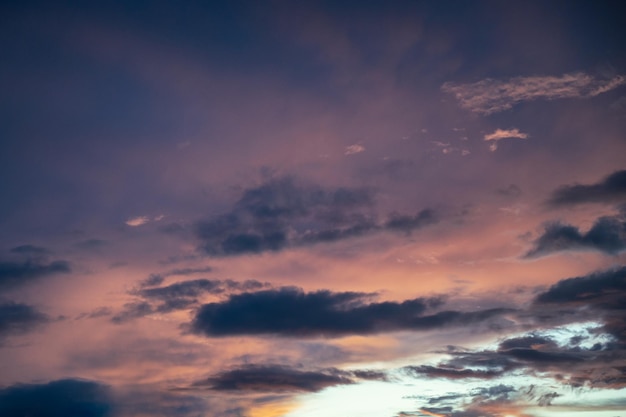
0, 379, 112, 417
190, 287, 511, 338
194, 177, 438, 256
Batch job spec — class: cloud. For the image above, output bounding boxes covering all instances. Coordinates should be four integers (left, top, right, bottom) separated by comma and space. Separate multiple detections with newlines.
416, 383, 556, 417
403, 265, 626, 403
195, 177, 374, 255
547, 169, 626, 206
524, 214, 626, 258
535, 265, 626, 307
194, 364, 354, 393
0, 302, 49, 341
191, 287, 510, 338
138, 266, 214, 288
9, 245, 49, 256
125, 216, 150, 227
111, 279, 270, 323
404, 365, 507, 380
0, 379, 112, 417
483, 128, 528, 152
344, 144, 365, 155
0, 258, 71, 292
442, 72, 626, 114
137, 279, 268, 301
195, 177, 438, 256
0, 379, 210, 417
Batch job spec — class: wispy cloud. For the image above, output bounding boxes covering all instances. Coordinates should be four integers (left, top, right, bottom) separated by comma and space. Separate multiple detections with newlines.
125, 216, 150, 227
344, 144, 365, 155
483, 128, 528, 151
125, 215, 165, 227
442, 72, 626, 114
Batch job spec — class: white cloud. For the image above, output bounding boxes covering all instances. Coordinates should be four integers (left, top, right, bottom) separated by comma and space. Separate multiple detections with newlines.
126, 216, 150, 227
442, 72, 626, 114
344, 144, 365, 155
484, 128, 528, 151
125, 214, 164, 226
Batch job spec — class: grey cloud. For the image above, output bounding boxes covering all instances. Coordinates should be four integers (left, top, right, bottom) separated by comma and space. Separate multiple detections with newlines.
139, 266, 213, 288
136, 279, 268, 301
195, 177, 438, 256
111, 302, 153, 324
547, 170, 626, 206
525, 214, 626, 258
404, 365, 506, 380
112, 279, 270, 323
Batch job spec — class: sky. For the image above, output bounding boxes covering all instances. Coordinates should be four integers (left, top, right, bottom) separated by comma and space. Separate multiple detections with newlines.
1, 1, 626, 416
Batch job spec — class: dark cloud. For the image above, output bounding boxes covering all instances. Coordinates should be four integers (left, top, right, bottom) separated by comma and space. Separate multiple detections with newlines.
547, 170, 626, 206
524, 214, 626, 258
194, 364, 354, 393
533, 266, 626, 346
0, 259, 71, 292
535, 266, 626, 306
191, 287, 509, 338
0, 302, 49, 341
195, 177, 438, 256
0, 245, 70, 292
0, 379, 112, 417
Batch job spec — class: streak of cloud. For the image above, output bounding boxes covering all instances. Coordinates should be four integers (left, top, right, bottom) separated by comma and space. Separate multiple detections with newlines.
442, 72, 626, 114
483, 128, 528, 152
